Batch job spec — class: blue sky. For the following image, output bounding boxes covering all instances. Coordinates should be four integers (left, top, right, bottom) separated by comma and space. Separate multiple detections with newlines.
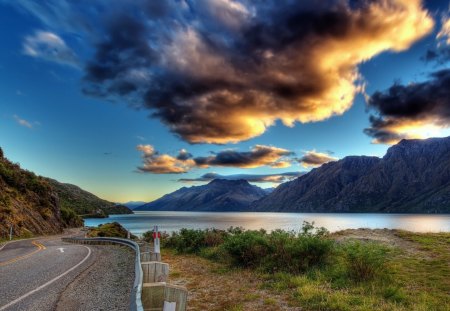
0, 1, 449, 202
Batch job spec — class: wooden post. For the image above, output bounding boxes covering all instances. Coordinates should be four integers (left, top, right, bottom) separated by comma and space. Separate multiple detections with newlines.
141, 262, 169, 283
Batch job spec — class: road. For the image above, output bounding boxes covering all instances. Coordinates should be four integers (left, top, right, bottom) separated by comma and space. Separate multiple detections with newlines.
0, 231, 123, 311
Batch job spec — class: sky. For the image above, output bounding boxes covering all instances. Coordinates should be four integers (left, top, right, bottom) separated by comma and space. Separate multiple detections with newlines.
0, 0, 449, 203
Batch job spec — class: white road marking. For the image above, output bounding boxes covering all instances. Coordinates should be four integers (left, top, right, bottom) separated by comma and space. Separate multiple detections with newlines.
0, 242, 9, 252
0, 246, 91, 311
57, 248, 65, 253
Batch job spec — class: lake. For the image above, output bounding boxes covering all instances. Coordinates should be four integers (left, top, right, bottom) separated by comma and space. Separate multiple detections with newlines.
84, 211, 450, 236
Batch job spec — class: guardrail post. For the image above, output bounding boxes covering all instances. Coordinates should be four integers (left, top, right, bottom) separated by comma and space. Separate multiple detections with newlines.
141, 262, 169, 283
142, 283, 187, 311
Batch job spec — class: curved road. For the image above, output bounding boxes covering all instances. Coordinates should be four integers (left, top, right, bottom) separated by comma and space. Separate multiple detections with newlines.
0, 233, 104, 311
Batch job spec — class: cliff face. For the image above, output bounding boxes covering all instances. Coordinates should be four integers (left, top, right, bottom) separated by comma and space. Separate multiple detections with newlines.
135, 179, 267, 212
0, 148, 81, 238
253, 137, 450, 213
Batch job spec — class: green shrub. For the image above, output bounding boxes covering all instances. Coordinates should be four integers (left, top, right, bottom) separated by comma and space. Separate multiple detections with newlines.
222, 230, 270, 268
341, 241, 389, 282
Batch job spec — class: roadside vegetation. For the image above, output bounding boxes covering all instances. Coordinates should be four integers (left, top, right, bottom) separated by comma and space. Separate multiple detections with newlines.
87, 222, 136, 239
0, 147, 83, 238
151, 224, 450, 311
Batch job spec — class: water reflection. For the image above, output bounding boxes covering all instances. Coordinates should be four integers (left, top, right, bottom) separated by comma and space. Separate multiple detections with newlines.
84, 212, 450, 236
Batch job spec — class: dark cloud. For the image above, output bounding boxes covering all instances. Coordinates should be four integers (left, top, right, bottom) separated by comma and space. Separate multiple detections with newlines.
298, 150, 337, 167
136, 144, 295, 174
176, 149, 193, 161
193, 145, 294, 168
12, 0, 434, 144
365, 69, 450, 144
178, 172, 303, 183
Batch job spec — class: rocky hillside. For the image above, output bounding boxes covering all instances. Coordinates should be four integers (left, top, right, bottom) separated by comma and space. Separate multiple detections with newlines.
252, 137, 450, 213
135, 179, 267, 212
0, 148, 82, 238
48, 179, 132, 217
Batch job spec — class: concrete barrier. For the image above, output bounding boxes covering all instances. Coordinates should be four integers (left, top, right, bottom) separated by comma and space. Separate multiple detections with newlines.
141, 251, 161, 262
142, 262, 169, 283
142, 283, 187, 311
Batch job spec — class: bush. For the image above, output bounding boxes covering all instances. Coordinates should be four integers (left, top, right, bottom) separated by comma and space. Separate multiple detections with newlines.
161, 222, 334, 274
341, 241, 389, 282
222, 230, 270, 268
161, 228, 228, 253
88, 222, 136, 239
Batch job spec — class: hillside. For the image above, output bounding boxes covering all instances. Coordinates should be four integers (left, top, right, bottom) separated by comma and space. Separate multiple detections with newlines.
48, 179, 133, 217
135, 179, 267, 212
0, 148, 82, 237
252, 137, 450, 213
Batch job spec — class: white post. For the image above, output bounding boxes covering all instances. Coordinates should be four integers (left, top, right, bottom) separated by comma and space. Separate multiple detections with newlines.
153, 225, 160, 254
127, 230, 131, 239
163, 301, 176, 311
9, 225, 13, 241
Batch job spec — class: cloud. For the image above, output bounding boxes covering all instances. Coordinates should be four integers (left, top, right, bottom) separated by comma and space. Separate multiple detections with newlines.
13, 115, 33, 128
178, 172, 304, 184
298, 150, 337, 168
193, 145, 294, 168
136, 144, 194, 174
11, 0, 434, 144
422, 16, 450, 64
22, 30, 79, 67
365, 69, 450, 144
136, 144, 295, 174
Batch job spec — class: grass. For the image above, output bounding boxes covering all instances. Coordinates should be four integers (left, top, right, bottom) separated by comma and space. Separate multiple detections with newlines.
158, 226, 450, 311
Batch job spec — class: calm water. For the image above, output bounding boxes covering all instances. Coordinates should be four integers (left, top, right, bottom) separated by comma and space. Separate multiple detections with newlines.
84, 212, 450, 236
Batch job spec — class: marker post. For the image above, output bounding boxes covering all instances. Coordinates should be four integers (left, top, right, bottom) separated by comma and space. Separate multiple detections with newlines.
9, 225, 12, 241
153, 225, 161, 261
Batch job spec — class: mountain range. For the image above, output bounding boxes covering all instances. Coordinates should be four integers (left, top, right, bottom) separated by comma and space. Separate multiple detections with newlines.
137, 137, 450, 213
253, 137, 450, 213
135, 179, 267, 211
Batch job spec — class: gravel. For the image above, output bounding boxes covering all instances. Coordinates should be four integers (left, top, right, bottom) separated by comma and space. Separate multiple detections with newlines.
55, 245, 135, 311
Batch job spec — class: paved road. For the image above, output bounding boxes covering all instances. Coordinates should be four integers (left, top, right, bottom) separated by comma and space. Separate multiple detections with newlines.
0, 232, 104, 311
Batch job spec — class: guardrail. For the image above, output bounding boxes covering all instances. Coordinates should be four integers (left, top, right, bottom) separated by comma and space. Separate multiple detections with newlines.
61, 237, 144, 311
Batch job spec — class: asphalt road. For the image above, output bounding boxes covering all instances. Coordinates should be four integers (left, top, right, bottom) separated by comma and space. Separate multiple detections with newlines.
0, 232, 102, 311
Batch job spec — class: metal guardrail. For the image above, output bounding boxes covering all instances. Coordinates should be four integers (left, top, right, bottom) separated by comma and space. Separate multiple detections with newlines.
61, 237, 144, 311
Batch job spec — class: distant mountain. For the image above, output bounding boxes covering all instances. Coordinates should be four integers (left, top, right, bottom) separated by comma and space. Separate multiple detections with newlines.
135, 179, 267, 212
252, 137, 450, 213
47, 179, 133, 217
120, 201, 147, 210
0, 148, 82, 237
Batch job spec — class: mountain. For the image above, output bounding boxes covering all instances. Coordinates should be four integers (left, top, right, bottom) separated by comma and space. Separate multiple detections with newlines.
252, 137, 450, 213
47, 179, 133, 217
135, 179, 267, 211
120, 201, 147, 210
0, 148, 82, 237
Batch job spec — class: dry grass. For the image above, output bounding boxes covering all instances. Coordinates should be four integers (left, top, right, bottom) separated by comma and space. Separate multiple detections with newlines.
163, 249, 301, 311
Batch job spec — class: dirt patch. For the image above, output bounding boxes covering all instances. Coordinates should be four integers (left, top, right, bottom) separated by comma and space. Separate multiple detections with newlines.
332, 228, 429, 257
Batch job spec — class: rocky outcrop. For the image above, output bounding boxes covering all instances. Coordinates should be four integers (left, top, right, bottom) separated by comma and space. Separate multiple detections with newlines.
252, 137, 450, 213
135, 179, 267, 211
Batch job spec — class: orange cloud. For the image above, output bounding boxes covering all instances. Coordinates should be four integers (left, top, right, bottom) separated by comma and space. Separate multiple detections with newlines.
136, 145, 194, 174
